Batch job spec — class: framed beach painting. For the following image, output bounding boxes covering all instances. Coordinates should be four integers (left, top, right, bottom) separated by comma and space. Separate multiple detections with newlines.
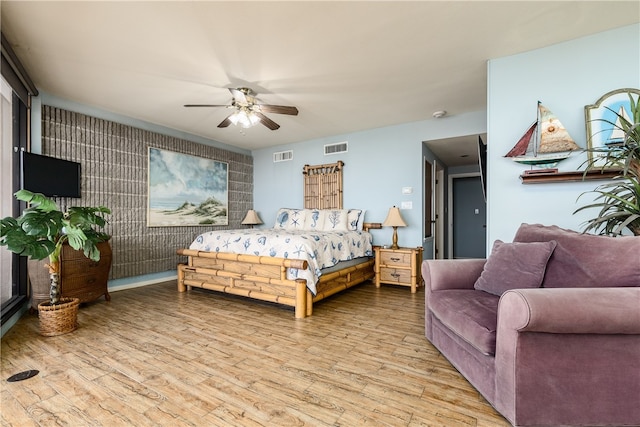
584, 88, 640, 166
147, 147, 228, 227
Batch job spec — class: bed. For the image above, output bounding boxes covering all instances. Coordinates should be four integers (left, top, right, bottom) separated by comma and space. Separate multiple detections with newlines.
176, 161, 380, 318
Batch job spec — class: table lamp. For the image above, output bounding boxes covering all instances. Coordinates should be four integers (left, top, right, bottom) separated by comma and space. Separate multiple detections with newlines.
382, 206, 407, 249
241, 209, 263, 228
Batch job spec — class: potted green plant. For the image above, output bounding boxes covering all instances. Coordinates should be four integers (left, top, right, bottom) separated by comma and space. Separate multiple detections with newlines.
0, 190, 110, 335
575, 93, 640, 236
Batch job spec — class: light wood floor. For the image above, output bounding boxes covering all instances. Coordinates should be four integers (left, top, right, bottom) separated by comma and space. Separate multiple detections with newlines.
1, 281, 509, 427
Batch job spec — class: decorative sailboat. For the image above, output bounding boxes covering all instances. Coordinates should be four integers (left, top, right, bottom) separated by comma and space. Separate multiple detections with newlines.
505, 102, 580, 167
606, 105, 631, 145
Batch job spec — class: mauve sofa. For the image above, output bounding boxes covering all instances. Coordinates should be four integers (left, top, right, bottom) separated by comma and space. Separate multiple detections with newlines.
422, 223, 640, 426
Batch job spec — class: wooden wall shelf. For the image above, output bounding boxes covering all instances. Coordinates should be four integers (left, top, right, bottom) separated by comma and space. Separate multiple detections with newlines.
520, 170, 622, 184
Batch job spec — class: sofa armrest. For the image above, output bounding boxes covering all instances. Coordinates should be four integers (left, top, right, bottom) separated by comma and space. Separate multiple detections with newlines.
499, 287, 640, 334
495, 287, 640, 425
421, 259, 486, 291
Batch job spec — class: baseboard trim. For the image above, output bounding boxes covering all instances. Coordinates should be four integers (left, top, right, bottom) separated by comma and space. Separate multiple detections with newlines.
108, 272, 178, 293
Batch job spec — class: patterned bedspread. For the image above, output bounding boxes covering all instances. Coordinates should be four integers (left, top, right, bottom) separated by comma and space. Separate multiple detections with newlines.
189, 228, 374, 294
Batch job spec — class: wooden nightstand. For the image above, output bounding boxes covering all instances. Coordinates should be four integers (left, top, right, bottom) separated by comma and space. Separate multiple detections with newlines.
28, 241, 112, 310
59, 241, 112, 303
374, 246, 423, 293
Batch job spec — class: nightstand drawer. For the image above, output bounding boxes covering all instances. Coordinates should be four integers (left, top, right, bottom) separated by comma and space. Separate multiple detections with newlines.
380, 268, 411, 284
380, 251, 412, 266
60, 273, 105, 301
60, 243, 90, 260
61, 255, 112, 276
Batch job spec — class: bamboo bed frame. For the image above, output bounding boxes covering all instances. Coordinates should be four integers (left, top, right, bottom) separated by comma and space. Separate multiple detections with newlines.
176, 161, 380, 318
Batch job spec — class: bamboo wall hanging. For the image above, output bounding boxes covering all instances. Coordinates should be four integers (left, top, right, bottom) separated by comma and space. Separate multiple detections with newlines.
303, 161, 344, 209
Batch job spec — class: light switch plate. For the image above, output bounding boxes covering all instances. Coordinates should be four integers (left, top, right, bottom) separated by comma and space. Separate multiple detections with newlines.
402, 187, 413, 194
401, 201, 413, 209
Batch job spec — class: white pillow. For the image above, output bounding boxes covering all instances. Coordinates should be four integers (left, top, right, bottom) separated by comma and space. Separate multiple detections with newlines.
321, 209, 349, 231
347, 209, 366, 231
303, 209, 325, 230
274, 208, 306, 230
358, 209, 367, 230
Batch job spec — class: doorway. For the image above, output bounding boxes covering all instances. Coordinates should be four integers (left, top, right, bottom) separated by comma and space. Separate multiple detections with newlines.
448, 173, 486, 259
423, 133, 487, 260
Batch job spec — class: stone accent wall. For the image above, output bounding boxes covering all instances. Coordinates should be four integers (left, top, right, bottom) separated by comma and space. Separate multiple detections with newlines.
41, 106, 253, 279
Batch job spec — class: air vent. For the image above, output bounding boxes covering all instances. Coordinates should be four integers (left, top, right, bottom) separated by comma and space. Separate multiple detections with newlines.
273, 150, 293, 163
324, 142, 348, 155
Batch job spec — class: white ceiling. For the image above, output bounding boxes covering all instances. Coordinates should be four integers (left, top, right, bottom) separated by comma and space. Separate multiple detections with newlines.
2, 1, 639, 165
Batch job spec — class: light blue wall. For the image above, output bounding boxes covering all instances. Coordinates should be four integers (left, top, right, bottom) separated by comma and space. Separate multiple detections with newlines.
253, 110, 486, 249
487, 24, 640, 245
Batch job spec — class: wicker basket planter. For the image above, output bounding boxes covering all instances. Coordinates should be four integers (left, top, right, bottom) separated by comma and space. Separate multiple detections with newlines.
37, 297, 80, 336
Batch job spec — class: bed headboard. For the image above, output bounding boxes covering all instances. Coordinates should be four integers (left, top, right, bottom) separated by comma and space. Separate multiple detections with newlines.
303, 161, 344, 209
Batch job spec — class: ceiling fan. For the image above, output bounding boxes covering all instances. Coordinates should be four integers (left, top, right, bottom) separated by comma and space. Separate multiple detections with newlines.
184, 87, 298, 130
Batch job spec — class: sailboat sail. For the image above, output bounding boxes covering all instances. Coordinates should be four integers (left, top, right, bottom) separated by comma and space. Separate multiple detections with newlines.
504, 102, 580, 166
537, 104, 580, 153
608, 106, 631, 143
505, 122, 536, 158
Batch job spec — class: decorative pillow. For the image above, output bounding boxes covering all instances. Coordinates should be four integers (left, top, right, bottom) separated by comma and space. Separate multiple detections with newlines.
321, 209, 349, 231
473, 239, 557, 296
303, 209, 325, 230
274, 208, 306, 230
347, 209, 364, 231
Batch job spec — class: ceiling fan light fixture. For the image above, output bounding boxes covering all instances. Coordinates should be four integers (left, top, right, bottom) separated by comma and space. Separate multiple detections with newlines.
228, 111, 240, 126
247, 112, 260, 127
229, 109, 261, 128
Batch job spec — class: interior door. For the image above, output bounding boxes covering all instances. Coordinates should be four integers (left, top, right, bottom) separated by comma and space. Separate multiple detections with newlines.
435, 166, 444, 259
423, 158, 434, 258
423, 158, 444, 259
452, 175, 486, 259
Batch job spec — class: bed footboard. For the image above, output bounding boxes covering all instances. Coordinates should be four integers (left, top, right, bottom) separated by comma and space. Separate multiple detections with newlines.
177, 249, 310, 318
176, 249, 374, 318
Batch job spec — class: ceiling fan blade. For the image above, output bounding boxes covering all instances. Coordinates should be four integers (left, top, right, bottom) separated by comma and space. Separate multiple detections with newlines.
184, 104, 228, 108
258, 104, 299, 115
229, 88, 248, 104
217, 116, 232, 128
255, 112, 280, 130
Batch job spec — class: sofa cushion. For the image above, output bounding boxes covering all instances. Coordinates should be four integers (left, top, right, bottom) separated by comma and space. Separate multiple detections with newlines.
514, 223, 640, 288
429, 289, 500, 356
474, 239, 557, 296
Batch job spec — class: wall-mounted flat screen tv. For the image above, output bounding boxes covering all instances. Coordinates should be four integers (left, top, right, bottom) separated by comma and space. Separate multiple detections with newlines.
21, 151, 81, 198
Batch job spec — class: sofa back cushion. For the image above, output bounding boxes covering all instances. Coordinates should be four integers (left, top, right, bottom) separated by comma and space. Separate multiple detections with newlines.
474, 239, 557, 296
513, 223, 640, 288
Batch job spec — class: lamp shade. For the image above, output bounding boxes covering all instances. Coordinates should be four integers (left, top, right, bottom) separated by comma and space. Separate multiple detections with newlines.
241, 209, 263, 225
382, 206, 407, 228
